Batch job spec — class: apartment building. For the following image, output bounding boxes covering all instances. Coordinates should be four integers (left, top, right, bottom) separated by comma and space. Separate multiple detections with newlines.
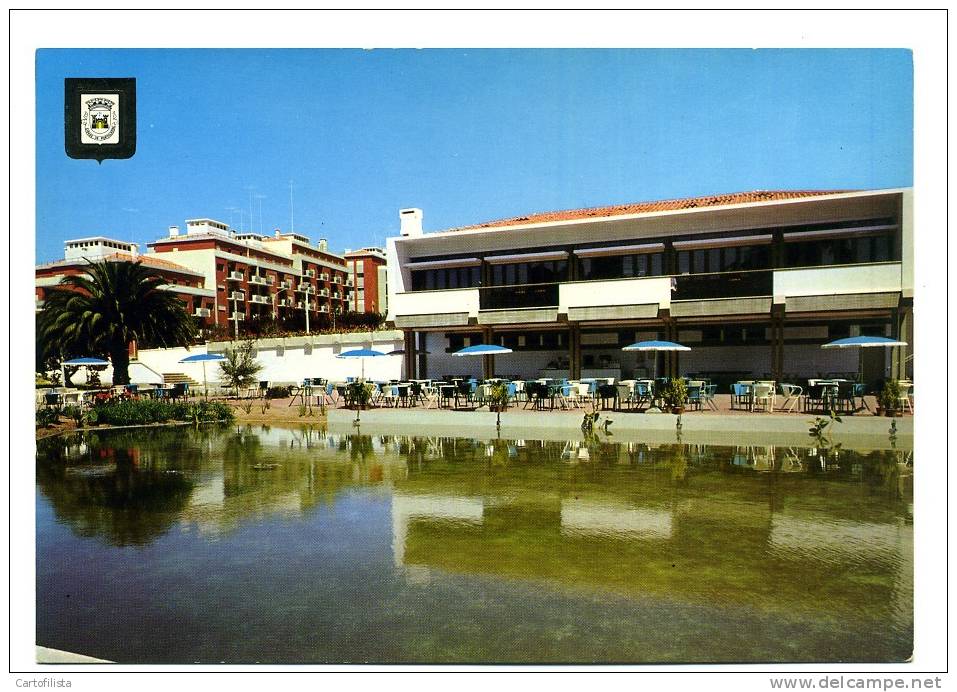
386, 190, 913, 384
35, 236, 215, 324
344, 247, 388, 315
146, 219, 353, 330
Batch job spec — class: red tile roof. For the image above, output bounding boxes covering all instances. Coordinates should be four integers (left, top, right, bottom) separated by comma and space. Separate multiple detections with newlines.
103, 252, 204, 275
35, 252, 204, 277
447, 190, 854, 232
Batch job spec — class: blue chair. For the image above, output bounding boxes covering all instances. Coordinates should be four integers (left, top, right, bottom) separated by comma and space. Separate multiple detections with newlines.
634, 381, 653, 410
730, 383, 751, 411
171, 382, 189, 402
685, 384, 702, 411
506, 382, 517, 404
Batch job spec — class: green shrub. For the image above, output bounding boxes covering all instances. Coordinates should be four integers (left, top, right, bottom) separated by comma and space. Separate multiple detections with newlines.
661, 378, 688, 409
62, 405, 84, 426
92, 398, 234, 426
880, 379, 902, 412
266, 385, 291, 399
36, 407, 61, 427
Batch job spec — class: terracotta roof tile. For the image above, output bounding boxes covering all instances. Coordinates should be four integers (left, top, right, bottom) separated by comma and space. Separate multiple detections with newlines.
446, 190, 854, 232
101, 252, 204, 275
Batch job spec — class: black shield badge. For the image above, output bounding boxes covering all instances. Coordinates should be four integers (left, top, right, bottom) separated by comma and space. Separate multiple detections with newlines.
65, 78, 136, 162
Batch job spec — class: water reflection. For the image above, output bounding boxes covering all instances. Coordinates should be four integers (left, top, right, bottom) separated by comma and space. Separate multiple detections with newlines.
36, 426, 913, 663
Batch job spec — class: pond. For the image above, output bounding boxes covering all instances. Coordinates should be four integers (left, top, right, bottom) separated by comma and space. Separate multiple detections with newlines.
36, 425, 912, 664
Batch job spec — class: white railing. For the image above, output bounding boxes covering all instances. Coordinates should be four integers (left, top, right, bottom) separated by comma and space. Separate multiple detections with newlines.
229, 292, 245, 301
303, 269, 316, 278
228, 271, 245, 281
250, 295, 270, 304
193, 307, 211, 317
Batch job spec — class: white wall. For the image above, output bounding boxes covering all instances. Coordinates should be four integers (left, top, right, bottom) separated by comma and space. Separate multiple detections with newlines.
135, 331, 405, 386
559, 277, 671, 311
390, 287, 480, 319
773, 263, 902, 298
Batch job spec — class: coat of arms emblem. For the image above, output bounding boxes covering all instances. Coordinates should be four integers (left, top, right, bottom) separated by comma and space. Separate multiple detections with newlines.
80, 94, 120, 144
65, 78, 136, 161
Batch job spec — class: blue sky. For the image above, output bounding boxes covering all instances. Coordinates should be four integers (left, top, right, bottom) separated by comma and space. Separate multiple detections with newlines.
35, 49, 913, 262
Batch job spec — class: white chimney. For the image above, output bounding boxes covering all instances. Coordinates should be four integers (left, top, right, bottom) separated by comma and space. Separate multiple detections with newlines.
169, 225, 180, 237
400, 208, 423, 237
318, 238, 328, 251
274, 228, 281, 237
131, 243, 138, 259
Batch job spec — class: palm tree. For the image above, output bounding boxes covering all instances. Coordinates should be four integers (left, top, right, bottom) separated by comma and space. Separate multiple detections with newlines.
38, 260, 196, 385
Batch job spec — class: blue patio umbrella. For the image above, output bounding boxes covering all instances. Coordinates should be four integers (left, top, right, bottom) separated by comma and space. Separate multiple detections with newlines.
453, 344, 513, 380
622, 340, 691, 380
821, 336, 907, 349
61, 357, 109, 388
63, 357, 111, 365
452, 344, 514, 356
453, 344, 514, 428
821, 335, 908, 387
336, 348, 387, 381
180, 352, 227, 398
337, 348, 388, 425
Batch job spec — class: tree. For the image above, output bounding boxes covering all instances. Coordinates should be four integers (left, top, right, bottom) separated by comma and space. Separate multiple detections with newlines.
217, 339, 263, 397
37, 260, 196, 385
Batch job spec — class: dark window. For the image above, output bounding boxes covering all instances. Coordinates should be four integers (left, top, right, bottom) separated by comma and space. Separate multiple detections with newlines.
578, 253, 664, 280
488, 260, 567, 286
783, 233, 899, 268
410, 266, 482, 292
677, 245, 771, 274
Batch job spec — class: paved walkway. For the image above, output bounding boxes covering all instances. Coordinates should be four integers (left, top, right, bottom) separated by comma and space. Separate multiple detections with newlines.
321, 393, 912, 448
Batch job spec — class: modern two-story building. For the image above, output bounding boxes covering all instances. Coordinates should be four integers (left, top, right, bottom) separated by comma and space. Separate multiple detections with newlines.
386, 189, 913, 386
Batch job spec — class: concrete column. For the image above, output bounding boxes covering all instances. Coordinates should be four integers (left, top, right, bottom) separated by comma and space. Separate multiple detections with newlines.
892, 306, 912, 380
403, 330, 416, 380
482, 327, 493, 380
417, 332, 428, 379
569, 325, 581, 380
771, 306, 785, 382
667, 321, 678, 377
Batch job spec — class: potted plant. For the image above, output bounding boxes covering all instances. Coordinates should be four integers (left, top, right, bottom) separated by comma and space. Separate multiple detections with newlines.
662, 378, 687, 414
346, 381, 373, 410
486, 382, 510, 413
880, 379, 902, 417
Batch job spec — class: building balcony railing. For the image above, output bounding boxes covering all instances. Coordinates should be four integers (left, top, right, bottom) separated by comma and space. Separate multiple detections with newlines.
230, 312, 245, 321
319, 288, 330, 297
332, 276, 342, 284
297, 284, 315, 294
279, 280, 293, 290
249, 275, 268, 286
319, 272, 330, 281
319, 305, 330, 313
303, 269, 316, 278
193, 307, 211, 318
345, 278, 354, 286
227, 271, 245, 281
278, 298, 295, 307
250, 295, 270, 305
671, 270, 773, 301
229, 291, 245, 301
479, 283, 560, 310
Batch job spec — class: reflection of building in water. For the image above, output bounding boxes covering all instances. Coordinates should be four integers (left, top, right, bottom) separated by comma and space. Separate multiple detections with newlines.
388, 472, 910, 618
177, 429, 409, 538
